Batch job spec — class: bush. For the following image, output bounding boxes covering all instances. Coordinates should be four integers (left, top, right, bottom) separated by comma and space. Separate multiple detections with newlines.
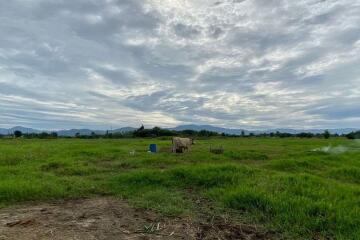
14, 130, 22, 138
324, 130, 331, 139
346, 131, 360, 139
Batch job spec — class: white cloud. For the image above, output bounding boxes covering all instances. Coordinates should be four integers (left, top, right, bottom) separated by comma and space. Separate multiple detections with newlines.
0, 0, 359, 129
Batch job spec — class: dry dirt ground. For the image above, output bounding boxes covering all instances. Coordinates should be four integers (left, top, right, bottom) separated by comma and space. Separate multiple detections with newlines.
0, 197, 273, 240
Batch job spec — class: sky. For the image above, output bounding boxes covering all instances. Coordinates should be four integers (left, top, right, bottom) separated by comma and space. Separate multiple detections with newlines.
0, 0, 359, 130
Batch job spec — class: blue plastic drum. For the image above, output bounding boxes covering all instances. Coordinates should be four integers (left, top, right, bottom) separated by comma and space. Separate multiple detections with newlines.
149, 144, 157, 153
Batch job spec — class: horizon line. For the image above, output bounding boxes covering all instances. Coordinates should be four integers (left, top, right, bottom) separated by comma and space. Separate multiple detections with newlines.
1, 125, 359, 132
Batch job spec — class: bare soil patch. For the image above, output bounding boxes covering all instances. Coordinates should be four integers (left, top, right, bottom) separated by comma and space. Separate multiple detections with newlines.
0, 198, 272, 240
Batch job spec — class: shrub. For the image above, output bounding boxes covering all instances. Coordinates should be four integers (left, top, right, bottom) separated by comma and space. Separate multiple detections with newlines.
14, 130, 22, 138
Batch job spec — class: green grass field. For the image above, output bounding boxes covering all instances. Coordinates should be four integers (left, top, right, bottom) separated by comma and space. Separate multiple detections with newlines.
1, 138, 359, 239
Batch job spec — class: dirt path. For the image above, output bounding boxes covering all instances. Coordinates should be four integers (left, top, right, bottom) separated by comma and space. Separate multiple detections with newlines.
0, 198, 272, 240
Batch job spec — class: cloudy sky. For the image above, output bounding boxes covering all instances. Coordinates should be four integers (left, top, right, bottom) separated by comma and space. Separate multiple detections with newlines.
0, 0, 359, 130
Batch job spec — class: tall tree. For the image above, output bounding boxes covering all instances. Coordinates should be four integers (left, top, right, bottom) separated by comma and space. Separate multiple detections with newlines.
324, 130, 331, 139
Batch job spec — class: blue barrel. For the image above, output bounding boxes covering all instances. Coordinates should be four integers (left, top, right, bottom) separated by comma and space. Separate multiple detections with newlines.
149, 144, 157, 153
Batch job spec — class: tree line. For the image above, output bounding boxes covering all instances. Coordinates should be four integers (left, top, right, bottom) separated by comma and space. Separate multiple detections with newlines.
1, 127, 359, 140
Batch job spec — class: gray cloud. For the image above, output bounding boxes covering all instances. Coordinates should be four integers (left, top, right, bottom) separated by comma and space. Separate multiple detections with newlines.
0, 0, 359, 129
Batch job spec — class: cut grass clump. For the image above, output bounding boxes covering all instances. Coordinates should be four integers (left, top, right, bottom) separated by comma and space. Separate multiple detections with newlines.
225, 150, 269, 161
112, 164, 256, 190
208, 173, 360, 239
329, 167, 360, 184
41, 162, 99, 176
0, 156, 26, 166
222, 188, 275, 217
169, 165, 255, 188
0, 177, 97, 204
41, 162, 66, 171
266, 156, 333, 173
118, 186, 192, 216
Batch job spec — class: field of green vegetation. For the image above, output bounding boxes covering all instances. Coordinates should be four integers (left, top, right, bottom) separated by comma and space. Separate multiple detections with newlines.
1, 138, 359, 239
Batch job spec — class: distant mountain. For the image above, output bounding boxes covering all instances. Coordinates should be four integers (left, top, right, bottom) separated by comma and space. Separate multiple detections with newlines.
169, 125, 249, 135
0, 125, 357, 136
57, 129, 98, 137
259, 128, 358, 135
330, 129, 359, 134
0, 128, 8, 135
0, 126, 136, 137
56, 127, 136, 137
112, 127, 137, 133
8, 126, 42, 134
170, 125, 358, 135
